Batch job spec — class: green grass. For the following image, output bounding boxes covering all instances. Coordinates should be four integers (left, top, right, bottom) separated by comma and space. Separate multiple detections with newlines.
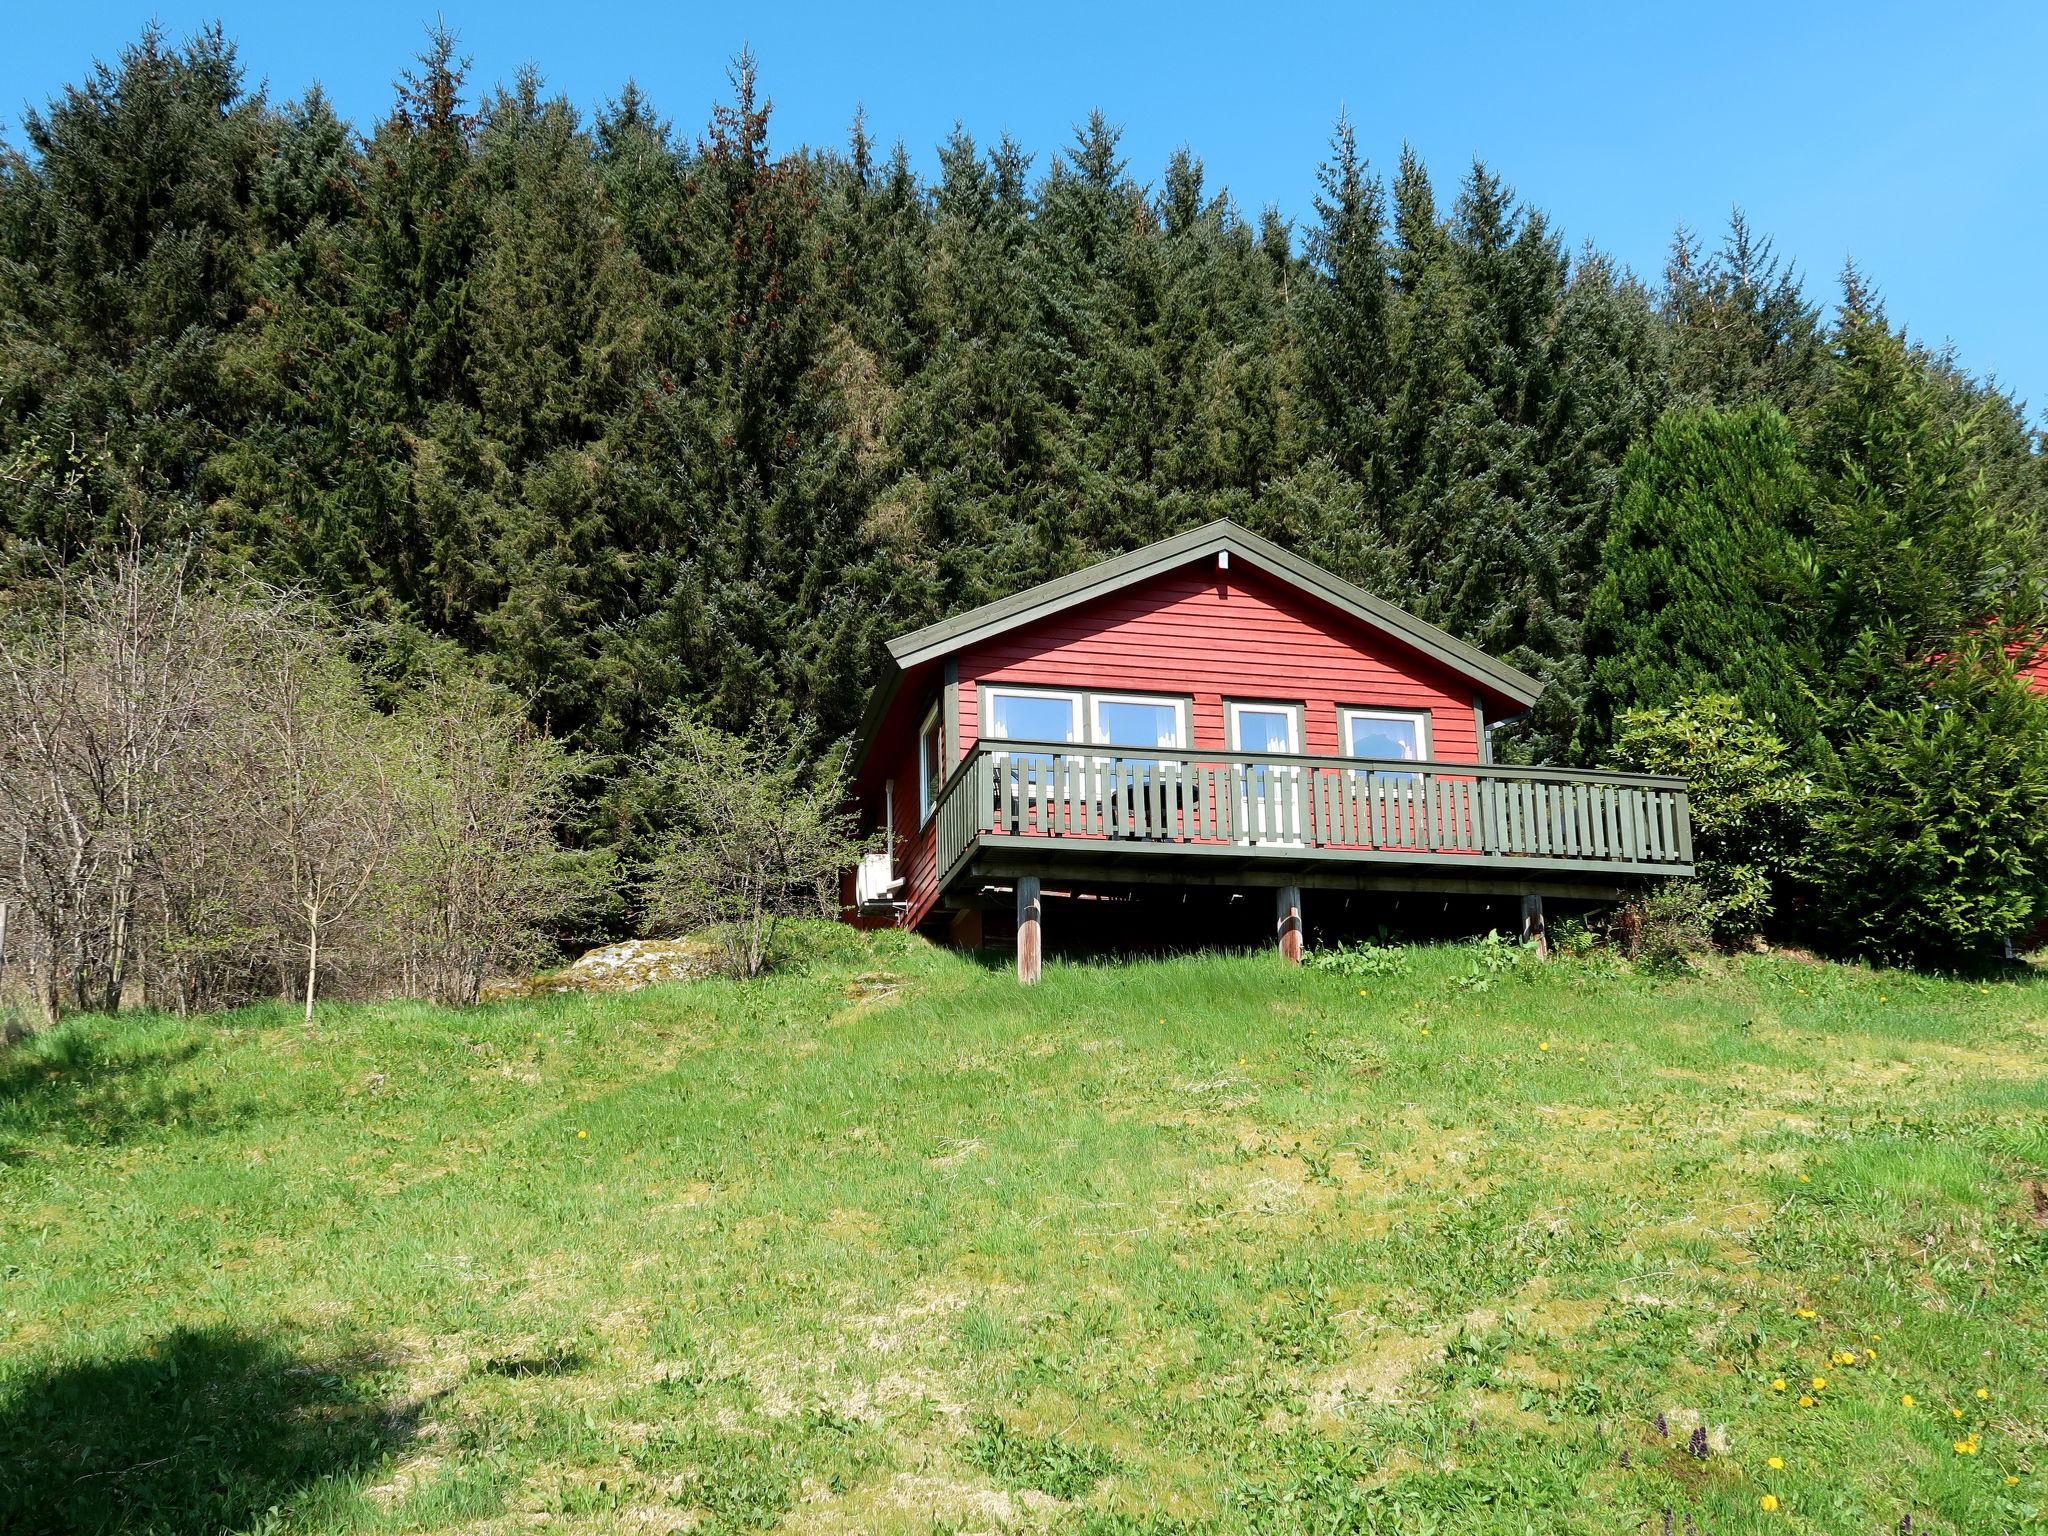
3, 926, 2044, 1534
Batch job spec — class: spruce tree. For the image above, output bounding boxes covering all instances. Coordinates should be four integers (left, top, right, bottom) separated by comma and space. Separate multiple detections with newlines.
1297, 116, 1394, 490
1803, 276, 2016, 670
1662, 213, 1827, 414
1, 25, 266, 556
1579, 401, 1822, 759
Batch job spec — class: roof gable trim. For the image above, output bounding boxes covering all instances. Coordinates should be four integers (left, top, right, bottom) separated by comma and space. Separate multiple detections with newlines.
885, 521, 1543, 706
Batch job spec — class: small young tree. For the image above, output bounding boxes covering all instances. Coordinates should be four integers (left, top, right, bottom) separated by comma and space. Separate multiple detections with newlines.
388, 656, 593, 1004
1805, 638, 2048, 961
1610, 694, 1811, 944
637, 711, 868, 978
235, 605, 399, 1023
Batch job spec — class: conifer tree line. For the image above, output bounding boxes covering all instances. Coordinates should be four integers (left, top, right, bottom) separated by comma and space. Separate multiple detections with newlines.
3, 26, 2047, 975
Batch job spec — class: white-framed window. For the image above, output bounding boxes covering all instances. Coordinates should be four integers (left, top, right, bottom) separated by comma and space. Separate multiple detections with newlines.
917, 704, 944, 823
1226, 700, 1305, 845
984, 686, 1081, 799
984, 686, 1084, 746
1089, 693, 1188, 752
1227, 700, 1302, 754
1339, 707, 1431, 767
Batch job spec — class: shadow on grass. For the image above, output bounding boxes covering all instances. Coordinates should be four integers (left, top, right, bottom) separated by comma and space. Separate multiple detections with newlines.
0, 1326, 428, 1535
0, 1028, 248, 1164
477, 1344, 587, 1378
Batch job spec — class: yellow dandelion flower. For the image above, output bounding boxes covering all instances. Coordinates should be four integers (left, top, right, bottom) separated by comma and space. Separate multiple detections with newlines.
1771, 1378, 1788, 1391
1795, 1307, 1817, 1319
1976, 1388, 1991, 1400
1865, 1349, 1878, 1362
1900, 1393, 1915, 1407
1954, 1440, 1976, 1455
1811, 1376, 1826, 1390
1798, 1394, 1814, 1407
1767, 1456, 1785, 1469
2009, 1475, 2022, 1486
1798, 1174, 1811, 1183
1869, 1333, 1882, 1342
1539, 1041, 1550, 1051
1760, 1494, 1779, 1511
1953, 1408, 1965, 1420
576, 1129, 588, 1139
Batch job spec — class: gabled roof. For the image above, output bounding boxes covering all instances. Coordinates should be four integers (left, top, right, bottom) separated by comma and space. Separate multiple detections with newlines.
892, 520, 1542, 695
853, 520, 1543, 777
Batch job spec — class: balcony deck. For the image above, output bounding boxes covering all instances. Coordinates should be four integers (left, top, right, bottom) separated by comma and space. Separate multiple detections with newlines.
932, 741, 1694, 904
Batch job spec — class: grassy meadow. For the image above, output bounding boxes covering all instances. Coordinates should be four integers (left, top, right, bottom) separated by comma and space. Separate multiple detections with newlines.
2, 926, 2044, 1534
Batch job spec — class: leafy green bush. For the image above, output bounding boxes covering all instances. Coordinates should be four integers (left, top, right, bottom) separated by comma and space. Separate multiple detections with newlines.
1548, 916, 1597, 959
1301, 941, 1409, 979
1614, 880, 1718, 972
1805, 640, 2048, 961
637, 711, 872, 977
1454, 930, 1535, 991
1610, 694, 1811, 944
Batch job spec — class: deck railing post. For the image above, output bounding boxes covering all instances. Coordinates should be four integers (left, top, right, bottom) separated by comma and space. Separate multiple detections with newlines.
1017, 876, 1042, 985
1520, 892, 1548, 958
1277, 885, 1303, 964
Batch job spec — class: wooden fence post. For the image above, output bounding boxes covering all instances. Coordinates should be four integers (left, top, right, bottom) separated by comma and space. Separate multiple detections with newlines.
1017, 877, 1042, 985
1277, 885, 1303, 964
1520, 893, 1548, 958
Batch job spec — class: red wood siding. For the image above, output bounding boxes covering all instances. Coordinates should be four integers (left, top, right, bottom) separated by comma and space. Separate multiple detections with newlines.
879, 734, 944, 928
877, 561, 1524, 931
954, 565, 1493, 763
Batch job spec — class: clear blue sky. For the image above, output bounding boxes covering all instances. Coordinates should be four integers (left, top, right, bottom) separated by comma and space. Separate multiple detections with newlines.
6, 2, 2045, 420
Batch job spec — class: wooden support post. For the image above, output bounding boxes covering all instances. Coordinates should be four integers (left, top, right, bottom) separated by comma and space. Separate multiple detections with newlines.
1520, 893, 1549, 958
1276, 885, 1303, 964
1016, 877, 1042, 985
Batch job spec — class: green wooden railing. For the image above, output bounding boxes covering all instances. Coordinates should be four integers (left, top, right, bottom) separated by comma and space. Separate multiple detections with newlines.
934, 741, 1692, 886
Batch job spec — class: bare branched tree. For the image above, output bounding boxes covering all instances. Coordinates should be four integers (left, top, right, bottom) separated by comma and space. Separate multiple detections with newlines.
233, 606, 400, 1025
0, 551, 590, 1025
0, 545, 224, 1018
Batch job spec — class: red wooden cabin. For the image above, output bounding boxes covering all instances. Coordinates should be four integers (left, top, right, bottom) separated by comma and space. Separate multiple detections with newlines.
847, 522, 1692, 978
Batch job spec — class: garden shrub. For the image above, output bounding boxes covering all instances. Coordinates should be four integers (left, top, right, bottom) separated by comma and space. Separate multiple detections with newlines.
1613, 880, 1718, 972
1804, 639, 2048, 961
1610, 694, 1810, 945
